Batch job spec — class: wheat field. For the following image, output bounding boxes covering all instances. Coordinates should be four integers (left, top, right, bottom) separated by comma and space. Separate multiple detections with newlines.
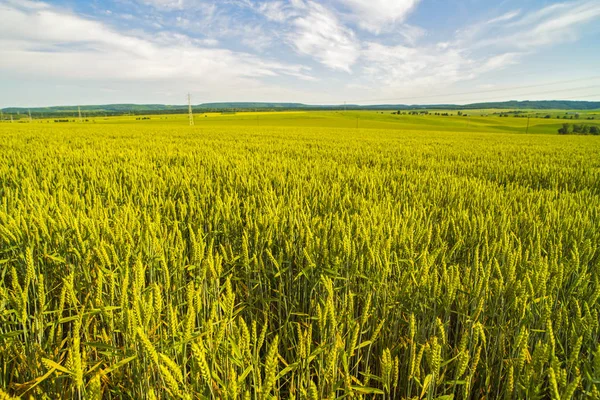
1, 121, 600, 399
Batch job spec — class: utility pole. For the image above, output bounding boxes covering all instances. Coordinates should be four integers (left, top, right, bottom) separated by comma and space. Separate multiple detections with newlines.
11, 115, 14, 123
28, 109, 32, 122
78, 106, 83, 123
188, 93, 194, 126
526, 116, 530, 134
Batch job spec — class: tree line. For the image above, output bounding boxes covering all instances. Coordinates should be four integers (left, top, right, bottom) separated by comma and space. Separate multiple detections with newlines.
558, 123, 600, 135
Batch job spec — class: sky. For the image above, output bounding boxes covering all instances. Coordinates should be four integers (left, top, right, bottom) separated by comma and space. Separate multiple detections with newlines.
1, 0, 600, 107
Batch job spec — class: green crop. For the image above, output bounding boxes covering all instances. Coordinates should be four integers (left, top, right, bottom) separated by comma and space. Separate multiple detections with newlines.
1, 121, 599, 399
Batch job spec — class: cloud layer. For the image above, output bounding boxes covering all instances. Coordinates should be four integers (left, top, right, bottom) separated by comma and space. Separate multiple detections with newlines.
337, 0, 421, 33
0, 0, 599, 106
0, 1, 311, 84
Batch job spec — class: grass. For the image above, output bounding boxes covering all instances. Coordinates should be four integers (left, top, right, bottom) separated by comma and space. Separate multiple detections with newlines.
1, 116, 600, 399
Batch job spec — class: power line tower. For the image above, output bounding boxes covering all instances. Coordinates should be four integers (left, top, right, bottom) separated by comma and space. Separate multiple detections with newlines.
188, 93, 194, 126
78, 106, 83, 123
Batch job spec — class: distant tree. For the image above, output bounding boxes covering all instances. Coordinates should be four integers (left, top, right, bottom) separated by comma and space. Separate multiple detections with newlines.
558, 123, 572, 135
558, 124, 600, 136
458, 111, 463, 116
573, 124, 590, 134
544, 115, 551, 119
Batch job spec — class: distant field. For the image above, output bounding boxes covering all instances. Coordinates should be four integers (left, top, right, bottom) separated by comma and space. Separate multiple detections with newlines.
1, 119, 600, 399
10, 109, 600, 135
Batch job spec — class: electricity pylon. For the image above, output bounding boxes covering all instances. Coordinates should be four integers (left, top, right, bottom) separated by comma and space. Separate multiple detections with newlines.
188, 94, 194, 126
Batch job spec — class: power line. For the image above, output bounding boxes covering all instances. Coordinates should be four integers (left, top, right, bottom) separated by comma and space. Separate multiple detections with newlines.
564, 93, 600, 99
448, 85, 600, 104
464, 92, 600, 105
310, 92, 600, 110
310, 75, 600, 105
356, 76, 600, 103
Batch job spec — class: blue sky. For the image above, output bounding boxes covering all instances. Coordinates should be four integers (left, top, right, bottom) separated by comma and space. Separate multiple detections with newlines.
1, 0, 599, 107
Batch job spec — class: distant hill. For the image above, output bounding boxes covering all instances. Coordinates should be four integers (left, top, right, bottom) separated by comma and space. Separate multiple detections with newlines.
2, 100, 599, 116
199, 102, 308, 109
357, 101, 600, 110
1, 104, 185, 114
457, 100, 600, 110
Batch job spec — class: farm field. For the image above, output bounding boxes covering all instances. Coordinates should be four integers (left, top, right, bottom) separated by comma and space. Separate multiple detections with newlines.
15, 109, 600, 135
1, 117, 600, 399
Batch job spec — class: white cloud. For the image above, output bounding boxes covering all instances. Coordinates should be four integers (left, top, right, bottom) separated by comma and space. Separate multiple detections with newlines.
485, 10, 521, 25
0, 1, 312, 86
255, 1, 360, 71
513, 1, 600, 48
466, 1, 600, 50
361, 42, 474, 90
288, 1, 360, 72
479, 52, 521, 73
2, 0, 49, 9
356, 1, 600, 96
358, 43, 522, 98
363, 0, 599, 98
507, 3, 572, 28
198, 38, 219, 46
240, 25, 276, 52
137, 0, 187, 10
397, 24, 426, 45
258, 1, 297, 22
336, 0, 421, 34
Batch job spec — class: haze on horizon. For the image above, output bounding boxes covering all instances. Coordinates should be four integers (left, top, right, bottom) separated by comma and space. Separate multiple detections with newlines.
1, 0, 600, 108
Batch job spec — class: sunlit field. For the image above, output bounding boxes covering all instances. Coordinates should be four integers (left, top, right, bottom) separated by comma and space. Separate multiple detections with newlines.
17, 109, 600, 134
1, 115, 600, 399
